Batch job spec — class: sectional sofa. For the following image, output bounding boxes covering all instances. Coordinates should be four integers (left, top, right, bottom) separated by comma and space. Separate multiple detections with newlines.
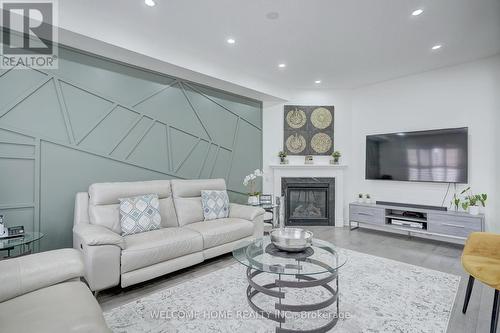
0, 249, 110, 333
73, 178, 264, 291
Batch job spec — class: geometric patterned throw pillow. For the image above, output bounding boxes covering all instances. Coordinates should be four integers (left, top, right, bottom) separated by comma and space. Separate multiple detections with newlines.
119, 194, 161, 236
201, 190, 230, 221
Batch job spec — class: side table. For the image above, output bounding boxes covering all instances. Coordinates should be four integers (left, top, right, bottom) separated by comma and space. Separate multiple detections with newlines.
0, 232, 44, 259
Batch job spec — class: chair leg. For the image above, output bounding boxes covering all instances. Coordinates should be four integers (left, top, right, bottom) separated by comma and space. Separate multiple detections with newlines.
463, 275, 475, 314
492, 289, 499, 333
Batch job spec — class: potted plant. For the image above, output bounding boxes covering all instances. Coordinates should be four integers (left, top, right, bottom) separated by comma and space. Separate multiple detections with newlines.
365, 193, 372, 204
460, 187, 487, 215
243, 169, 263, 205
331, 151, 341, 165
278, 151, 288, 164
357, 193, 364, 203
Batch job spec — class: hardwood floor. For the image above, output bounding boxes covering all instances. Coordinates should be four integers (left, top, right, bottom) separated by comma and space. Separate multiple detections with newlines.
97, 226, 496, 332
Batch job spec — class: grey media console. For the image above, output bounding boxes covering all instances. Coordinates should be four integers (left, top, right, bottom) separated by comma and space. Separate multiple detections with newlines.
349, 202, 485, 243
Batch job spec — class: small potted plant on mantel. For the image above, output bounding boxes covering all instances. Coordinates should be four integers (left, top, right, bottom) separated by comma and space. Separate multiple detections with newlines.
357, 193, 363, 203
278, 151, 288, 164
330, 151, 341, 165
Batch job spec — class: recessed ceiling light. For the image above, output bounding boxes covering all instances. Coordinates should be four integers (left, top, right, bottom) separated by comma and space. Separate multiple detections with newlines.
315, 80, 322, 84
266, 12, 279, 20
144, 0, 156, 7
411, 9, 424, 16
278, 63, 286, 68
227, 38, 236, 44
431, 44, 442, 50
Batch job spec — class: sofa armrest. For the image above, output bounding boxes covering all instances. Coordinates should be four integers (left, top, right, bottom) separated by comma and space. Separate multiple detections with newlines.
73, 224, 122, 291
73, 223, 124, 250
229, 203, 265, 238
229, 203, 265, 221
0, 248, 84, 303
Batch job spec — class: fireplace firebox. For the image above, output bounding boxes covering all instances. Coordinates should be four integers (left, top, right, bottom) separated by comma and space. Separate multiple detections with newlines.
281, 177, 335, 226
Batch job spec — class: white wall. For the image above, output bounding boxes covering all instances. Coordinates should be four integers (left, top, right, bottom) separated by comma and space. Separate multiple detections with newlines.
350, 55, 500, 232
261, 90, 353, 224
262, 90, 353, 192
261, 55, 500, 232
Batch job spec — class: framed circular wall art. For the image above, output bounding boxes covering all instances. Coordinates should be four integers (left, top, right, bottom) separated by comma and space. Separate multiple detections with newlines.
310, 132, 332, 154
283, 105, 334, 155
286, 108, 307, 129
286, 133, 307, 154
310, 107, 332, 129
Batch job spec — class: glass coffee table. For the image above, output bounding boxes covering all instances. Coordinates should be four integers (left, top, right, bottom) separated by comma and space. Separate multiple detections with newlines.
233, 236, 347, 333
0, 232, 44, 258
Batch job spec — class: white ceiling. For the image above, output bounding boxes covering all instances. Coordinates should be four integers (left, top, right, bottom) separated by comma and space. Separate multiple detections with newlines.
58, 0, 500, 98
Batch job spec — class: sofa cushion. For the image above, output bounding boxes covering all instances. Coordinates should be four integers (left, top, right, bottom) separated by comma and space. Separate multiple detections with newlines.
171, 179, 226, 226
0, 281, 109, 333
184, 218, 254, 249
201, 190, 229, 220
119, 194, 161, 236
121, 227, 203, 273
88, 180, 179, 234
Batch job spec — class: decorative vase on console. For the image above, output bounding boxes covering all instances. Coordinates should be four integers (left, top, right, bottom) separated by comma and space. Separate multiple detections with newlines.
365, 194, 372, 204
243, 169, 263, 206
468, 205, 480, 215
357, 193, 364, 203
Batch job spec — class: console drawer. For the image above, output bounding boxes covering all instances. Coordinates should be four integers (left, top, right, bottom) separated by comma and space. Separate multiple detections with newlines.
428, 221, 479, 238
349, 205, 384, 225
428, 213, 483, 231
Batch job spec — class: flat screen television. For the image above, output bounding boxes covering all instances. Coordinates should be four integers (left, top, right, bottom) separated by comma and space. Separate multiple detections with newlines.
366, 127, 468, 183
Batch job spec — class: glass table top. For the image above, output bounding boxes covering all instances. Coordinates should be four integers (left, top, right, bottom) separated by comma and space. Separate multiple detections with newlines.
0, 232, 44, 250
233, 236, 347, 276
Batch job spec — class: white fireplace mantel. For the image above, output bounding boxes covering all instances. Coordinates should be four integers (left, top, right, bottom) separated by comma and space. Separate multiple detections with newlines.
269, 164, 348, 169
269, 164, 347, 227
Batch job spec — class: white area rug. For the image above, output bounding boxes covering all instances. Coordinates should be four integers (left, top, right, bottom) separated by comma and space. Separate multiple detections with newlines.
104, 249, 460, 333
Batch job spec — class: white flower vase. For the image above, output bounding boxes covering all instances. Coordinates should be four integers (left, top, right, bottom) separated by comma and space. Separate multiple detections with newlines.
357, 196, 364, 203
248, 195, 259, 206
469, 205, 480, 215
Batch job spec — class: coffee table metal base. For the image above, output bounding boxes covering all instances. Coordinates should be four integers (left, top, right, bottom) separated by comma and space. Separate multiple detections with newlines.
245, 266, 340, 333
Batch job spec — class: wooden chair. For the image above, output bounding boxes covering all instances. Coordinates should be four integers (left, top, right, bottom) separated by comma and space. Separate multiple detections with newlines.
462, 232, 500, 333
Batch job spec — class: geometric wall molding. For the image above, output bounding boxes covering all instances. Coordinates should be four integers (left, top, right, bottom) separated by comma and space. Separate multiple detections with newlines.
0, 45, 262, 251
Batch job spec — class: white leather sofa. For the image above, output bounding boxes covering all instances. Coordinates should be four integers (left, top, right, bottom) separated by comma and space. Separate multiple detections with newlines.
73, 178, 264, 291
0, 249, 110, 333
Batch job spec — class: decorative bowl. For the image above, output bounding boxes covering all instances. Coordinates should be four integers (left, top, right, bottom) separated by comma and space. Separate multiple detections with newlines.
270, 228, 313, 252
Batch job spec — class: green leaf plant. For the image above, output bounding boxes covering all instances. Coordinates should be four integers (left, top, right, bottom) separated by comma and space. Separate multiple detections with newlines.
456, 186, 487, 211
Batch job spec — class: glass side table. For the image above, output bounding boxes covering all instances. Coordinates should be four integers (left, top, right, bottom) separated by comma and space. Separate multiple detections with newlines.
0, 232, 44, 258
247, 203, 280, 233
233, 236, 347, 333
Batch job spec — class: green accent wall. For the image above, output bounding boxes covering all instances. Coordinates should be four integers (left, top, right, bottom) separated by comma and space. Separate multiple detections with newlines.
0, 45, 262, 251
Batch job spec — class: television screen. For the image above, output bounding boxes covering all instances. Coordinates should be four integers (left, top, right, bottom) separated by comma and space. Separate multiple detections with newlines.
366, 127, 468, 183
